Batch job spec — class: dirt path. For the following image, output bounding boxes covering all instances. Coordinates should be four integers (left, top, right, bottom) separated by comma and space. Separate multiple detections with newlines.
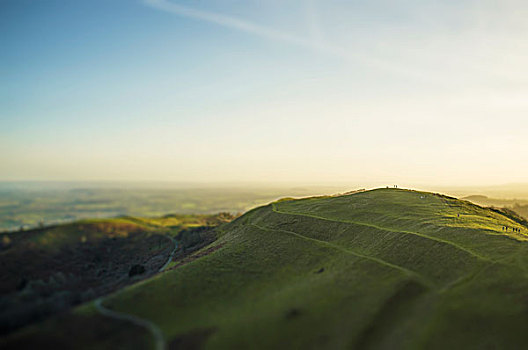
94, 298, 166, 350
271, 203, 490, 262
94, 235, 177, 350
250, 222, 433, 288
159, 236, 178, 272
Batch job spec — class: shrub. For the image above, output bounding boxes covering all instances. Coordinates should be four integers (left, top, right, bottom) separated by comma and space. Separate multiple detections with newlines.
128, 264, 145, 277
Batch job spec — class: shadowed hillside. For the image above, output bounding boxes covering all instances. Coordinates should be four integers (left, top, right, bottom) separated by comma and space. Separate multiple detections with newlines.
2, 189, 528, 349
0, 213, 234, 335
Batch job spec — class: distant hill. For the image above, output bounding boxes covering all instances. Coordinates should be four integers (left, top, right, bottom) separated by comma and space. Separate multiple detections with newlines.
3, 189, 528, 349
438, 183, 528, 200
462, 194, 489, 201
462, 195, 528, 220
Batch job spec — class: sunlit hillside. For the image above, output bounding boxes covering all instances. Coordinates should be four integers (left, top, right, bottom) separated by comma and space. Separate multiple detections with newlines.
4, 189, 528, 349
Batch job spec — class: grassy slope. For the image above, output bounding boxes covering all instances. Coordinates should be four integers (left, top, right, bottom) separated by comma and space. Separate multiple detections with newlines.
2, 305, 154, 350
5, 189, 528, 349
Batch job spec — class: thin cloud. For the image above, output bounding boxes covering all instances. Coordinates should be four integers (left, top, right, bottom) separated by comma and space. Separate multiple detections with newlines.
143, 0, 313, 47
142, 0, 446, 84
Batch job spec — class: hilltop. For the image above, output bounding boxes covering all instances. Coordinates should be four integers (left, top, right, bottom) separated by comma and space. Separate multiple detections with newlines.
2, 188, 528, 349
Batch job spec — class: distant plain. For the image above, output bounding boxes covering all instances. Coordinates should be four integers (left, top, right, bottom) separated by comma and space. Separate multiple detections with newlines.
2, 182, 528, 232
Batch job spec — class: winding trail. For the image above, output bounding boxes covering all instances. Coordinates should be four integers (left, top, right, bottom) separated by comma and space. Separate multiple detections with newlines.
267, 204, 496, 292
250, 222, 433, 288
271, 203, 491, 262
159, 236, 178, 272
94, 235, 177, 350
94, 298, 166, 350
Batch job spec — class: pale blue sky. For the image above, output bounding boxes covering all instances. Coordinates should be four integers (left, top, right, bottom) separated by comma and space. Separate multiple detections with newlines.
1, 0, 527, 186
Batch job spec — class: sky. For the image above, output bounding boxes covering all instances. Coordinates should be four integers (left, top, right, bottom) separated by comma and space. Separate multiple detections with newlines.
1, 0, 527, 186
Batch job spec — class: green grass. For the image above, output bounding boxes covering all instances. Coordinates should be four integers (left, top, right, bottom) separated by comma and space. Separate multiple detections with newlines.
4, 188, 528, 349
1, 306, 154, 350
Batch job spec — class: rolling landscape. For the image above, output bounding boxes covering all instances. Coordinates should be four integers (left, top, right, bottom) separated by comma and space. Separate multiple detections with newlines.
3, 0, 528, 348
0, 182, 347, 232
2, 188, 528, 349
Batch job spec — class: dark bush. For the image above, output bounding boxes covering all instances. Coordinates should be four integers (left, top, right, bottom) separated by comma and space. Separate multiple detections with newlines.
128, 264, 145, 277
16, 278, 27, 291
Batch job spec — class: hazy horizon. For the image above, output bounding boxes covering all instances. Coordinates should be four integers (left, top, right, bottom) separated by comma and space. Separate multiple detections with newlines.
2, 179, 528, 233
3, 180, 528, 199
2, 0, 527, 185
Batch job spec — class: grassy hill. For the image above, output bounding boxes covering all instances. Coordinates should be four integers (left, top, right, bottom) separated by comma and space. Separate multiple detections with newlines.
3, 188, 528, 349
